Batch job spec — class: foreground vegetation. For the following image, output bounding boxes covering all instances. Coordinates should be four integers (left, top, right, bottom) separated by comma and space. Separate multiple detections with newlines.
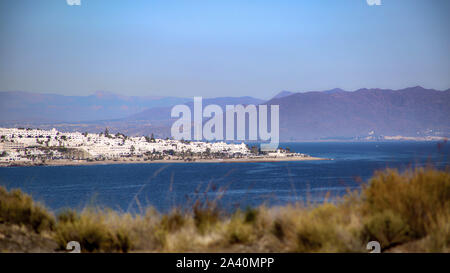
0, 167, 449, 252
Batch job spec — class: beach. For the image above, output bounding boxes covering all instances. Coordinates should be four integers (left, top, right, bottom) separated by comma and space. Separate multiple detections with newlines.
0, 155, 329, 167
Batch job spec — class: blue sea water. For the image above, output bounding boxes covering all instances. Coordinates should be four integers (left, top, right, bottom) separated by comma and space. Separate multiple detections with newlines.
0, 142, 448, 213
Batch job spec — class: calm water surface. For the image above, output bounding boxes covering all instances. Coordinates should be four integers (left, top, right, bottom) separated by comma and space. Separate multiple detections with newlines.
0, 142, 448, 212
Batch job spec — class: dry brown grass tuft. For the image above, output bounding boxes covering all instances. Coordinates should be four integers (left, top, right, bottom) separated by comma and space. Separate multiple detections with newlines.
0, 187, 54, 233
360, 167, 450, 250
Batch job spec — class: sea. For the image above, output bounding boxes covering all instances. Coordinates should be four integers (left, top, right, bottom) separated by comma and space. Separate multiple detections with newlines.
0, 142, 448, 213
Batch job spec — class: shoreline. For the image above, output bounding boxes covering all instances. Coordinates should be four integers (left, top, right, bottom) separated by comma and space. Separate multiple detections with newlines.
0, 156, 330, 167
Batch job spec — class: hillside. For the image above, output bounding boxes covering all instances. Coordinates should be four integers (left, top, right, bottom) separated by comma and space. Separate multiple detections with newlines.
265, 86, 450, 140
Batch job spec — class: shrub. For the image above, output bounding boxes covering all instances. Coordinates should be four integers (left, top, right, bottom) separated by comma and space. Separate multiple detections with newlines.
244, 207, 259, 224
295, 205, 343, 252
0, 186, 55, 233
54, 209, 133, 252
57, 209, 79, 224
160, 209, 186, 232
226, 214, 254, 245
361, 167, 450, 238
192, 200, 220, 234
362, 210, 412, 249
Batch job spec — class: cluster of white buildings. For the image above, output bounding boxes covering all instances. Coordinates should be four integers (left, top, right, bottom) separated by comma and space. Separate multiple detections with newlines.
0, 127, 251, 162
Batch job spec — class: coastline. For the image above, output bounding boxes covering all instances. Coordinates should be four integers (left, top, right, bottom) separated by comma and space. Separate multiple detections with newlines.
0, 156, 330, 167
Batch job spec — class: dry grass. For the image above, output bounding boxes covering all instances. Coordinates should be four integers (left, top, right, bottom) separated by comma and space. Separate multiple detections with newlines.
54, 209, 134, 252
0, 187, 54, 233
361, 168, 449, 235
0, 166, 448, 252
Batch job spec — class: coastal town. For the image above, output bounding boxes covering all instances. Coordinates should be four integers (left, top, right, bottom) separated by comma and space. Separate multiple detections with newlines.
0, 128, 317, 166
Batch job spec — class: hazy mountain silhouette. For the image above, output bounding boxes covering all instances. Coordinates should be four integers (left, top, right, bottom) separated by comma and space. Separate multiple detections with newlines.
272, 90, 294, 99
265, 86, 449, 140
127, 96, 264, 121
123, 86, 449, 140
0, 91, 189, 122
0, 87, 448, 141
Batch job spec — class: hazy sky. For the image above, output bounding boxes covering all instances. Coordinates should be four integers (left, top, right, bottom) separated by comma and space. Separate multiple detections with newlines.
0, 0, 449, 99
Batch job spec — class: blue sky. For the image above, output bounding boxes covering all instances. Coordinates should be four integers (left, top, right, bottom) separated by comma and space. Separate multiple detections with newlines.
0, 0, 448, 98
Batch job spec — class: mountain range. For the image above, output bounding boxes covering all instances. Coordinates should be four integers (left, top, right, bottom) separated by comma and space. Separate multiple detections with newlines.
0, 86, 448, 140
0, 91, 190, 122
266, 86, 449, 140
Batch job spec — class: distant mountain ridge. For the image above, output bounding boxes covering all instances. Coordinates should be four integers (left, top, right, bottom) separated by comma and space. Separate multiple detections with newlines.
265, 86, 449, 140
0, 86, 448, 140
127, 96, 265, 121
272, 90, 294, 99
0, 91, 190, 122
